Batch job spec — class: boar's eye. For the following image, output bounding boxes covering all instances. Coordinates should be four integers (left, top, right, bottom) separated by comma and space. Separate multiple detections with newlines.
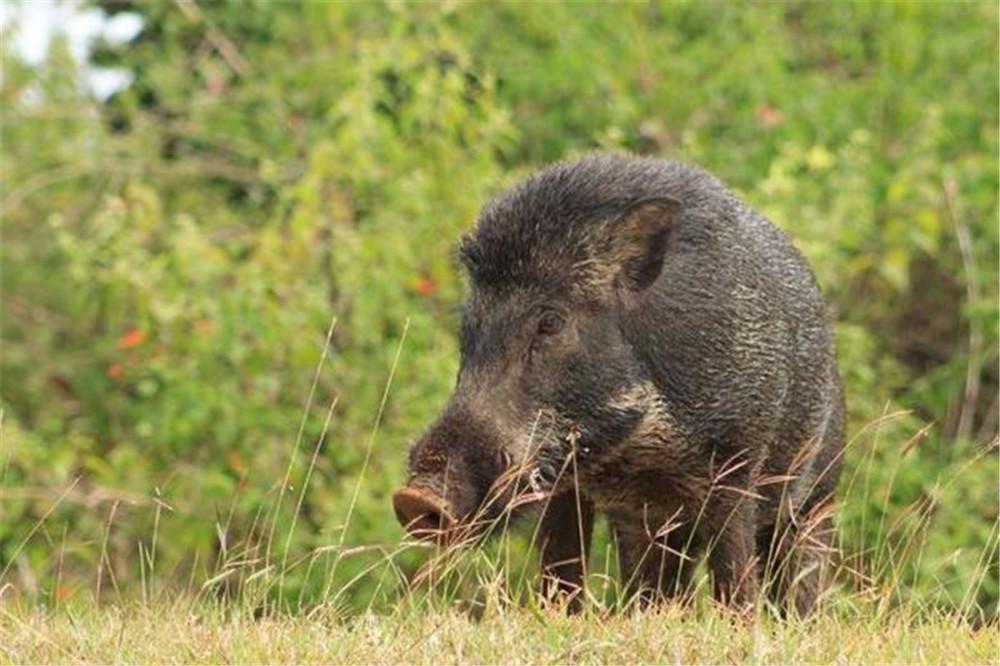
536, 311, 564, 337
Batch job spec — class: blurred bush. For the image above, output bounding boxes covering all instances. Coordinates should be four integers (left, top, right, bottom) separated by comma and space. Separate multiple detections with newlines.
1, 1, 996, 613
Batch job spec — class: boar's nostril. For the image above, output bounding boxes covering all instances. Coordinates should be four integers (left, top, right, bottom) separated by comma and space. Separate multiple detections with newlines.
392, 487, 455, 539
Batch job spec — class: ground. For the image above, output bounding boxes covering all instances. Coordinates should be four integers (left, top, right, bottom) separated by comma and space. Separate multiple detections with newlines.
2, 598, 995, 665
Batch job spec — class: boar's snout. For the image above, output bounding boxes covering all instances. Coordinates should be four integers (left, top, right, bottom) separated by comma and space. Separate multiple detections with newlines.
393, 486, 456, 539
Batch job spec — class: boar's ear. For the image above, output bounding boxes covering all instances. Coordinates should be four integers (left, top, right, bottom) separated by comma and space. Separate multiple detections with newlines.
611, 196, 681, 292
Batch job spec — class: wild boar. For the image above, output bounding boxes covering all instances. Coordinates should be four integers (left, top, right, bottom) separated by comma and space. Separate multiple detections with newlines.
393, 153, 844, 616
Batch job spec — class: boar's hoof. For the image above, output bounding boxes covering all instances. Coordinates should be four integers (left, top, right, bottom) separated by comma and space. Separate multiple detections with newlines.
393, 486, 455, 540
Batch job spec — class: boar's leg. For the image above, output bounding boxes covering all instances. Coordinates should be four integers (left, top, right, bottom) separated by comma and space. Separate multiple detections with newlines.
612, 513, 699, 609
538, 491, 594, 613
759, 394, 844, 617
759, 497, 837, 618
704, 494, 759, 614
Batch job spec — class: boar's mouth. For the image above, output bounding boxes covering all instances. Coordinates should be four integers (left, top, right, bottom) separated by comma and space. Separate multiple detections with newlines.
392, 486, 457, 541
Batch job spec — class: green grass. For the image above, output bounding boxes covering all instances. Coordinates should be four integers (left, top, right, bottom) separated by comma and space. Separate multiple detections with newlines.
0, 325, 994, 665
1, 458, 995, 666
2, 596, 996, 665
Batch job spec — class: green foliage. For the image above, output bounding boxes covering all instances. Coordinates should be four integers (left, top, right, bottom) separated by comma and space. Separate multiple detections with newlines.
1, 1, 996, 616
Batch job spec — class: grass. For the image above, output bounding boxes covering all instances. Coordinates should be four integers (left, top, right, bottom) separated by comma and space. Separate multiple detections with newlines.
1, 504, 996, 665
2, 320, 996, 666
0, 337, 996, 665
0, 427, 995, 666
2, 595, 996, 665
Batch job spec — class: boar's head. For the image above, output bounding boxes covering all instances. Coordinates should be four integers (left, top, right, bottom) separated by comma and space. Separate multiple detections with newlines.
393, 156, 682, 542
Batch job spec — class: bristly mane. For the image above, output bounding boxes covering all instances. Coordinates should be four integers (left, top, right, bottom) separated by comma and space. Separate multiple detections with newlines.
457, 153, 724, 294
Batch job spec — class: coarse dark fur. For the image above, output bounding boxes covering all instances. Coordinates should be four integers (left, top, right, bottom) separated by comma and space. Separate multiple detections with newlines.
394, 153, 845, 616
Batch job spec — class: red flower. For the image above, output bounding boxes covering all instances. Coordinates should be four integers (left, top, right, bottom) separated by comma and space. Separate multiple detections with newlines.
118, 329, 146, 350
107, 364, 124, 379
412, 278, 437, 297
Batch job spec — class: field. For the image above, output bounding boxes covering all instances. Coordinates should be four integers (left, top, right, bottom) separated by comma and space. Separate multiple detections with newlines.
1, 1, 998, 663
1, 398, 996, 663
3, 599, 997, 664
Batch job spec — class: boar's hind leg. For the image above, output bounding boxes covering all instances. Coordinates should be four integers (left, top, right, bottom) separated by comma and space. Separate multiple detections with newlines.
613, 515, 699, 609
539, 491, 594, 613
760, 392, 844, 617
761, 504, 836, 618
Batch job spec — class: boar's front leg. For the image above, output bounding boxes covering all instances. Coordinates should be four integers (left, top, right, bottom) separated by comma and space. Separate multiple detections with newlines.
538, 491, 594, 613
704, 493, 759, 614
612, 512, 699, 608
